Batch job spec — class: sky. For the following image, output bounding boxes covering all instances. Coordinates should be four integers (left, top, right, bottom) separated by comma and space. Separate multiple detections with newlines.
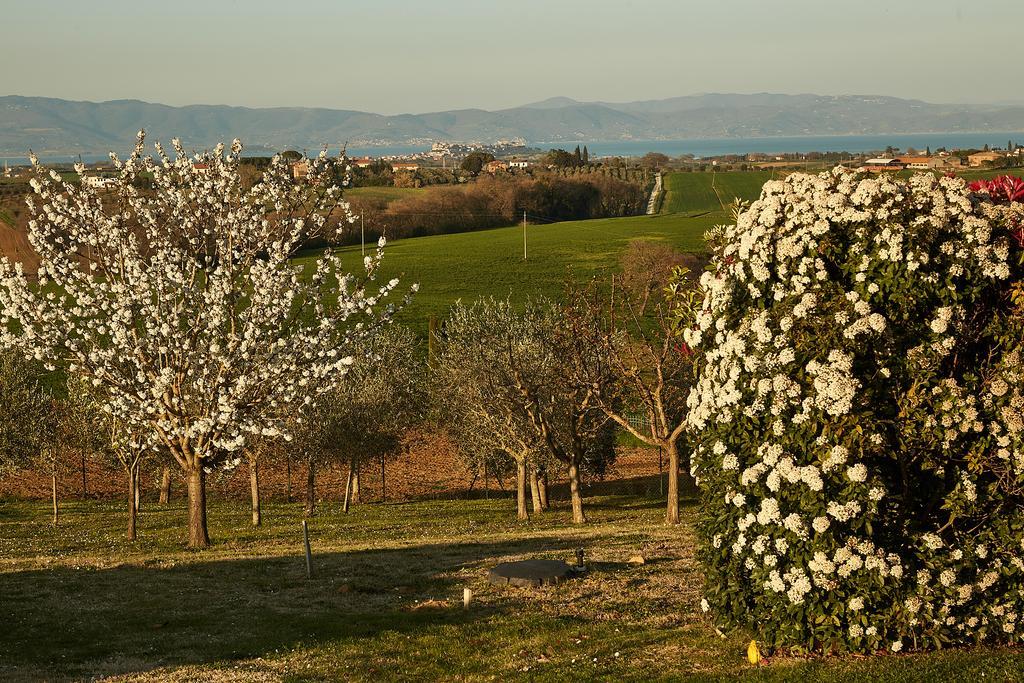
3, 0, 1021, 114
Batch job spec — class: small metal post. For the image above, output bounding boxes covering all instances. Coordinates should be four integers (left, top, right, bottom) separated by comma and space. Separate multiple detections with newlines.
302, 520, 314, 579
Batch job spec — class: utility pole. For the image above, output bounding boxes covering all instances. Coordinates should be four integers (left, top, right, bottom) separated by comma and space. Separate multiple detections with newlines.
523, 210, 527, 261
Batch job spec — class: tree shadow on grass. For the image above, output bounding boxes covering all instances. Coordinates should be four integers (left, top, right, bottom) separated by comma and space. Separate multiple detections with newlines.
0, 535, 583, 680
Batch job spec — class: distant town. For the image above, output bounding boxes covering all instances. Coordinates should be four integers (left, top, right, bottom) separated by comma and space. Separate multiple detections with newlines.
5, 137, 1022, 191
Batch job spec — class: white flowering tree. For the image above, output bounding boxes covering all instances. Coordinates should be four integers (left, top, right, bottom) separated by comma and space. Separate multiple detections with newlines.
0, 133, 408, 548
686, 168, 1024, 653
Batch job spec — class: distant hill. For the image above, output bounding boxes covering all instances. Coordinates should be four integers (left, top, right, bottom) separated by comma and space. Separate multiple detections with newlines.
2, 93, 1024, 156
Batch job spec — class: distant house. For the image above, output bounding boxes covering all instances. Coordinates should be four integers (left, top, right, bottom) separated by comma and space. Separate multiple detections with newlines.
82, 175, 115, 188
897, 156, 932, 170
930, 156, 964, 170
862, 158, 905, 172
968, 151, 1006, 167
508, 159, 530, 169
484, 159, 509, 173
391, 162, 419, 172
352, 157, 373, 168
290, 161, 308, 180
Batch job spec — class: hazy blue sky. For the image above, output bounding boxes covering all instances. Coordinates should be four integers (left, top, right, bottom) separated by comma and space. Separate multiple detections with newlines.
3, 0, 1020, 113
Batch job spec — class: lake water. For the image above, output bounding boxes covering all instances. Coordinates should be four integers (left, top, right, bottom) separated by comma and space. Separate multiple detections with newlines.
6, 131, 1022, 165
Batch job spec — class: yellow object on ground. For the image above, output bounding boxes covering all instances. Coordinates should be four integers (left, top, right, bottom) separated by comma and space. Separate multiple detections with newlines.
747, 640, 761, 665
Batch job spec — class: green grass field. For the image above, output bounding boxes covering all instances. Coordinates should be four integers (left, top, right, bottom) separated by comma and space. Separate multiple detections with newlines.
297, 212, 717, 334
662, 167, 1024, 216
2, 496, 1023, 681
345, 186, 425, 203
661, 171, 778, 214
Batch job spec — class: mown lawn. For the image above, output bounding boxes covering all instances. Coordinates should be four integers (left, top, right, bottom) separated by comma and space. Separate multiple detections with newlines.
295, 212, 716, 334
1, 494, 1023, 681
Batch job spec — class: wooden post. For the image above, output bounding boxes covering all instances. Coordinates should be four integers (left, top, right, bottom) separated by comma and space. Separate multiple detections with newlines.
523, 210, 527, 260
302, 520, 314, 579
159, 466, 172, 505
51, 458, 59, 527
343, 457, 354, 514
463, 587, 472, 609
380, 454, 386, 502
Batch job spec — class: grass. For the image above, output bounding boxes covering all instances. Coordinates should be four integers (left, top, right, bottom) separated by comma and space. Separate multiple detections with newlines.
661, 167, 1024, 216
345, 186, 425, 203
296, 212, 717, 335
661, 172, 777, 214
2, 494, 1023, 681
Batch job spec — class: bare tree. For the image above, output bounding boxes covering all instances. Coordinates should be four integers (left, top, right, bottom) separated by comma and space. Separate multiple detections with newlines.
618, 240, 701, 314
563, 269, 700, 524
101, 415, 151, 541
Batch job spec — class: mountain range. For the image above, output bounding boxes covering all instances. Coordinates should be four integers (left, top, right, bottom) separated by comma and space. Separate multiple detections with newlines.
2, 93, 1024, 156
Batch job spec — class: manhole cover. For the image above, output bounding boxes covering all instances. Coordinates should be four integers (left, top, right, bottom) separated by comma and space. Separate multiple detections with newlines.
487, 559, 578, 587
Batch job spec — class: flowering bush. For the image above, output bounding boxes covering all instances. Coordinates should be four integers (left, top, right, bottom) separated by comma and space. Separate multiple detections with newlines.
686, 168, 1024, 653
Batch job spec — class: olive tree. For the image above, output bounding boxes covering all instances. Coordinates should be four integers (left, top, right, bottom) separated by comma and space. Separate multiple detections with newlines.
0, 352, 49, 476
437, 299, 614, 523
283, 324, 424, 516
435, 308, 546, 520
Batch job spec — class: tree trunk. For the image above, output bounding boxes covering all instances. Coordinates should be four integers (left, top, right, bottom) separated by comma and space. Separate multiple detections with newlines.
343, 457, 355, 514
305, 456, 316, 517
665, 440, 681, 525
250, 458, 262, 527
186, 466, 210, 549
567, 457, 586, 524
351, 461, 360, 505
285, 455, 292, 503
516, 457, 529, 520
539, 472, 549, 510
159, 467, 172, 505
80, 452, 88, 499
380, 455, 386, 502
529, 466, 543, 514
127, 463, 139, 541
134, 465, 142, 512
51, 466, 59, 527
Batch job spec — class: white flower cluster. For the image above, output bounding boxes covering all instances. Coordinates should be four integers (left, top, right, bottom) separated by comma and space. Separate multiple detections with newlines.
687, 167, 1024, 652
